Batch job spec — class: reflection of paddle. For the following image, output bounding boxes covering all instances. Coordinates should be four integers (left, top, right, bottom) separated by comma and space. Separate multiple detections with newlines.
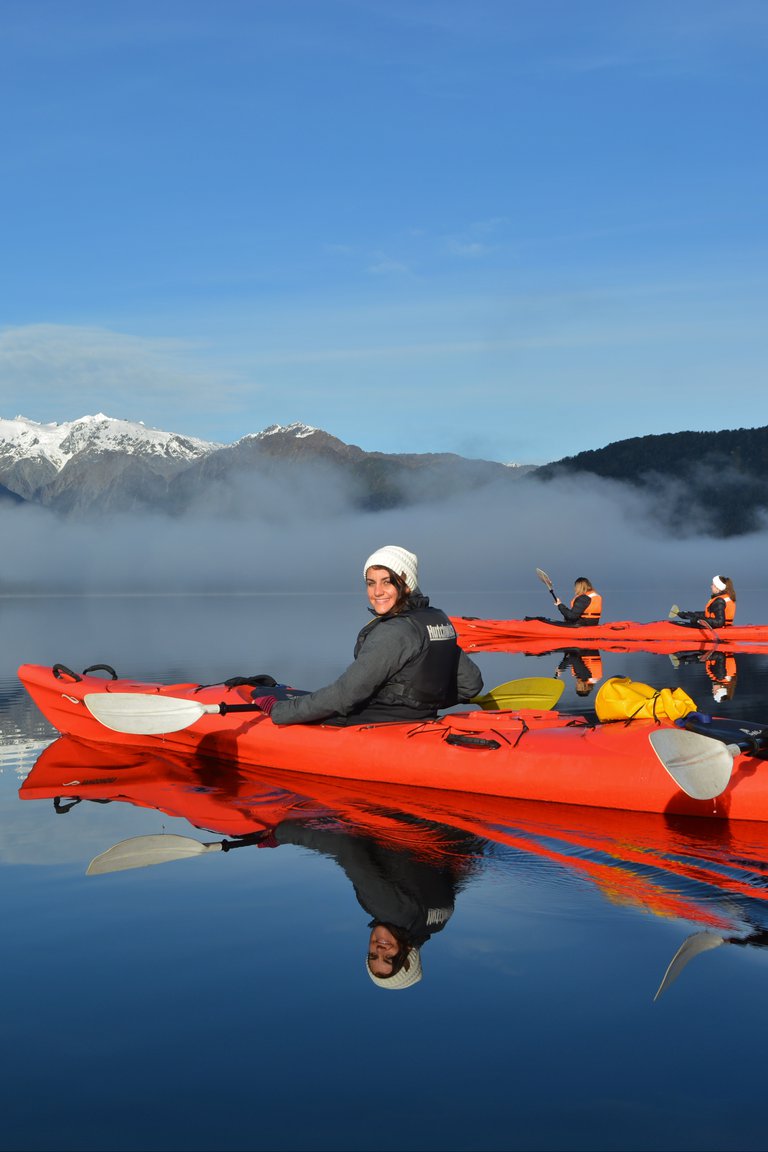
536, 568, 558, 603
653, 930, 726, 1001
87, 832, 266, 875
84, 677, 565, 736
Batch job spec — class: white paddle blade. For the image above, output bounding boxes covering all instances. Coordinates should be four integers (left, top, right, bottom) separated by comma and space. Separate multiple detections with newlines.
648, 728, 736, 800
653, 931, 725, 1001
84, 692, 218, 734
535, 568, 554, 590
87, 834, 221, 875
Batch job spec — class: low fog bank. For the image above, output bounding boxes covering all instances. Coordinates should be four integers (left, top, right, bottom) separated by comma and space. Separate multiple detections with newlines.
1, 471, 765, 603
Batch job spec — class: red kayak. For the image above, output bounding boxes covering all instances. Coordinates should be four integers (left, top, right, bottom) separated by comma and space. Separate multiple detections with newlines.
17, 661, 768, 820
450, 616, 768, 652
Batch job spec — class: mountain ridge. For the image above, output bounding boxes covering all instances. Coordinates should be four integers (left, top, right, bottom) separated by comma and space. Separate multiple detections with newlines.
0, 414, 532, 517
1, 414, 765, 536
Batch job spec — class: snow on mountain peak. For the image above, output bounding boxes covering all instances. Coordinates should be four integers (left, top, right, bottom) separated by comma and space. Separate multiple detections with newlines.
243, 422, 319, 443
0, 414, 219, 470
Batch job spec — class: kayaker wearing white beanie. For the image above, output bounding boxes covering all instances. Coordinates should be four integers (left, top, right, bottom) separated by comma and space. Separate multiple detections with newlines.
676, 576, 737, 630
252, 545, 483, 725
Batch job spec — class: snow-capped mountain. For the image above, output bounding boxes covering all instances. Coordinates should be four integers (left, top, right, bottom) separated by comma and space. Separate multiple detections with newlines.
0, 413, 527, 516
0, 413, 217, 471
0, 414, 220, 507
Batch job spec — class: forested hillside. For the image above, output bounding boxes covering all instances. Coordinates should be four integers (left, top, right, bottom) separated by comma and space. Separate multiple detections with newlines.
536, 426, 768, 537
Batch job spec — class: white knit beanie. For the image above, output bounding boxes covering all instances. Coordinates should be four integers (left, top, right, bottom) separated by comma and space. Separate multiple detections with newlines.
712, 575, 727, 592
363, 546, 419, 592
366, 947, 423, 990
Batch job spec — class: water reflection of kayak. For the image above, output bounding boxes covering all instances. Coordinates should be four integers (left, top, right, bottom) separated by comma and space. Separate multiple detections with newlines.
24, 736, 768, 998
20, 735, 768, 931
17, 661, 768, 821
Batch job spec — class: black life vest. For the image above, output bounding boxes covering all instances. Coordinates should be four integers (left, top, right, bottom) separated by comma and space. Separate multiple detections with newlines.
352, 600, 461, 721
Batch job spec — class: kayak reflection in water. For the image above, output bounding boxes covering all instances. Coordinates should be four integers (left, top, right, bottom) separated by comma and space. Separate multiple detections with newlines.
555, 649, 603, 698
249, 545, 484, 727
263, 817, 486, 990
675, 575, 737, 629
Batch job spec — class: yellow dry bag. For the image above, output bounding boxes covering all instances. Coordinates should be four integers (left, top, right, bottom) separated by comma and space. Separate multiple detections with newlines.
595, 676, 697, 723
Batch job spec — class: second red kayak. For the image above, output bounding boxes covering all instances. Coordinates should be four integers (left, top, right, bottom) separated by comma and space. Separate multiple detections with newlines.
450, 616, 768, 651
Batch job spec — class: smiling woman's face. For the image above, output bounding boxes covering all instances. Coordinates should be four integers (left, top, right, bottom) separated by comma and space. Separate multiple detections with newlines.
367, 924, 399, 976
365, 567, 400, 616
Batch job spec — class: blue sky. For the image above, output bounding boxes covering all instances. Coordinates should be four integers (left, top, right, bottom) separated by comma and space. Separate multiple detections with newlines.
1, 0, 766, 464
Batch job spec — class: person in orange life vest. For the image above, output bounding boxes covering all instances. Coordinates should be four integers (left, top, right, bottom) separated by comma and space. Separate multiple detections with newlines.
555, 649, 603, 697
553, 577, 602, 626
705, 650, 738, 703
677, 576, 736, 628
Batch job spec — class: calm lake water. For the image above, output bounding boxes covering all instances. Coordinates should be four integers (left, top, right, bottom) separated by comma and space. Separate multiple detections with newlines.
3, 587, 768, 1152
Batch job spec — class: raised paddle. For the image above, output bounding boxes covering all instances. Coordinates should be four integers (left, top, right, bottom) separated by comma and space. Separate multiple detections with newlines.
83, 677, 565, 736
536, 568, 558, 603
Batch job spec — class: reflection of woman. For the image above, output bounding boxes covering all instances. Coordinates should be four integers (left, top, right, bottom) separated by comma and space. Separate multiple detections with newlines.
252, 545, 483, 726
705, 650, 738, 703
267, 818, 484, 990
555, 649, 603, 697
678, 576, 736, 628
553, 577, 602, 626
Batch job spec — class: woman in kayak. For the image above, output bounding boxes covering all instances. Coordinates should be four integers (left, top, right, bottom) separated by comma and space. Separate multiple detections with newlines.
677, 576, 736, 629
553, 577, 602, 626
252, 545, 484, 726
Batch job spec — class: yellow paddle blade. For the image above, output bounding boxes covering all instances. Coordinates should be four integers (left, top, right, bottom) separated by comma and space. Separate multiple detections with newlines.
473, 677, 564, 712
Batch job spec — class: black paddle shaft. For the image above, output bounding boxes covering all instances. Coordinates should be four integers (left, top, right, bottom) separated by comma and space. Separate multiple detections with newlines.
218, 702, 267, 715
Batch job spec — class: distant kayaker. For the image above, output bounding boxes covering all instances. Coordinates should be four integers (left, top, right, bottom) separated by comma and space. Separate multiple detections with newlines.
251, 545, 483, 725
553, 577, 602, 626
676, 576, 736, 629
